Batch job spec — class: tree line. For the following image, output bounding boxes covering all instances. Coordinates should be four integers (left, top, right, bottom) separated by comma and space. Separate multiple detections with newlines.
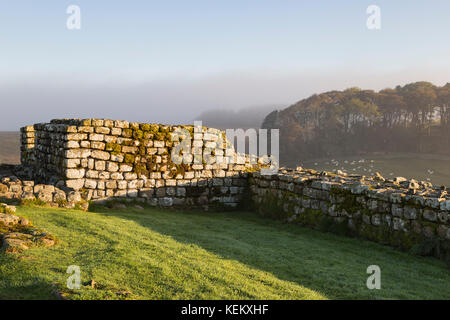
261, 82, 450, 163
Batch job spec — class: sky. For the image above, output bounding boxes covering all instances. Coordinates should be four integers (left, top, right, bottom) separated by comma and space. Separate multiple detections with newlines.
0, 0, 449, 130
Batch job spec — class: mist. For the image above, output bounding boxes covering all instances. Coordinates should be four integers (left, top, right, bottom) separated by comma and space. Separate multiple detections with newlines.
1, 66, 449, 131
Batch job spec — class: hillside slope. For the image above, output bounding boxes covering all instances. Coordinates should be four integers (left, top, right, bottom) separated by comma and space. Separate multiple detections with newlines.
1, 205, 449, 300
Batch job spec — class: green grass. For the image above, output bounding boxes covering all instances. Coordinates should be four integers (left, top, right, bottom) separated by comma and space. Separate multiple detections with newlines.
1, 205, 449, 300
302, 152, 450, 186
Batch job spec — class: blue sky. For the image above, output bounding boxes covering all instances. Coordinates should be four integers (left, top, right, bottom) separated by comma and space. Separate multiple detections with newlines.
0, 1, 449, 129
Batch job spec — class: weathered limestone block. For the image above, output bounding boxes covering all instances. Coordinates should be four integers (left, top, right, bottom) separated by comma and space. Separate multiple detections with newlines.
91, 142, 106, 150
95, 161, 106, 171
34, 184, 55, 194
86, 171, 99, 179
139, 189, 154, 199
437, 225, 450, 240
65, 141, 80, 149
89, 134, 104, 142
66, 169, 85, 179
403, 206, 418, 219
111, 154, 124, 162
120, 164, 133, 172
437, 211, 448, 223
371, 214, 381, 226
117, 180, 127, 190
166, 187, 176, 196
425, 197, 442, 209
91, 150, 110, 161
99, 172, 110, 180
21, 192, 35, 200
66, 133, 88, 141
328, 204, 338, 217
80, 140, 91, 149
91, 119, 104, 127
84, 179, 97, 189
362, 214, 371, 225
2, 237, 31, 252
350, 182, 369, 195
122, 146, 138, 154
159, 197, 173, 207
377, 201, 391, 214
366, 199, 378, 211
393, 177, 407, 184
383, 214, 392, 227
423, 209, 437, 222
391, 204, 403, 217
65, 149, 91, 159
392, 218, 407, 231
0, 212, 20, 224
53, 189, 67, 202
127, 189, 138, 197
124, 173, 138, 180
440, 200, 450, 211
78, 126, 94, 133
63, 159, 81, 168
66, 179, 85, 190
95, 127, 110, 134
0, 183, 8, 193
37, 190, 53, 202
66, 191, 81, 203
106, 162, 119, 172
111, 127, 122, 136
303, 187, 317, 198
390, 193, 405, 204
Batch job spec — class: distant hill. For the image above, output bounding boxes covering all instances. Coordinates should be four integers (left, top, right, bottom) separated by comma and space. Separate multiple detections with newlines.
0, 132, 20, 164
262, 81, 450, 165
195, 105, 283, 130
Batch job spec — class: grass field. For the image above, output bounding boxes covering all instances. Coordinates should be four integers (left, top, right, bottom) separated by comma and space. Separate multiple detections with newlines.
302, 152, 450, 186
1, 205, 449, 300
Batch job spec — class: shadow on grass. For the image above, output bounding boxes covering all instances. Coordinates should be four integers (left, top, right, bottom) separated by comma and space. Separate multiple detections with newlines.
92, 204, 450, 300
0, 254, 57, 300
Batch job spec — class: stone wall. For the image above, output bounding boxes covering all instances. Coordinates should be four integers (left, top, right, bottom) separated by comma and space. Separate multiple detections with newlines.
5, 118, 450, 259
18, 119, 260, 209
0, 164, 89, 210
249, 168, 450, 256
0, 203, 55, 253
